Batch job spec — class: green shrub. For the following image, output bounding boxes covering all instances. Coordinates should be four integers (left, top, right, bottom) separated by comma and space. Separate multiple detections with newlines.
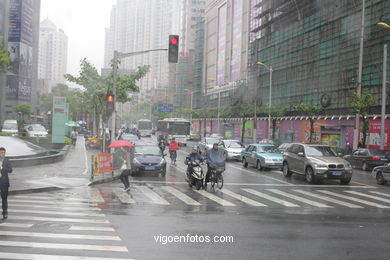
0, 132, 12, 136
64, 137, 72, 144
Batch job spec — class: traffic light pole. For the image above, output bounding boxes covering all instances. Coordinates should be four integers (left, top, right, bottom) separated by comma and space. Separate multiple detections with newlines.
110, 48, 168, 146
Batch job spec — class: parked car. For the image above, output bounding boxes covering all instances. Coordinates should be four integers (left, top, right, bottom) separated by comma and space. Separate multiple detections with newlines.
343, 148, 389, 171
371, 163, 390, 185
198, 137, 222, 154
24, 124, 48, 137
241, 144, 283, 170
210, 133, 224, 139
278, 143, 291, 153
282, 143, 352, 184
218, 139, 245, 160
1, 119, 18, 136
132, 142, 167, 177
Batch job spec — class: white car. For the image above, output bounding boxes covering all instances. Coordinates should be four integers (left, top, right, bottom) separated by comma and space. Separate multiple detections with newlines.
218, 139, 246, 160
1, 119, 18, 136
24, 124, 48, 137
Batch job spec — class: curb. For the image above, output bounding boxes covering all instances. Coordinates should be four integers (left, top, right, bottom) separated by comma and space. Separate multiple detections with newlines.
9, 186, 63, 195
88, 175, 120, 186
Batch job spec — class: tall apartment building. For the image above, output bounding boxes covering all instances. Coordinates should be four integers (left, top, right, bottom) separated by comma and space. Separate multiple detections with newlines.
38, 18, 68, 93
104, 0, 182, 105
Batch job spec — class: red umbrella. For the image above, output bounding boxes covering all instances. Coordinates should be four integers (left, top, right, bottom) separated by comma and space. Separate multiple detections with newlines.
108, 140, 135, 148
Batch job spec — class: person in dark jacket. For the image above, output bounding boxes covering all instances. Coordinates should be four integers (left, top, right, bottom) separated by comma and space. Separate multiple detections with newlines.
184, 146, 204, 180
0, 147, 12, 219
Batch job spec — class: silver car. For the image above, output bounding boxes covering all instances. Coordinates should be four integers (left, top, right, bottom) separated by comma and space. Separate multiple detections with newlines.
282, 143, 353, 184
218, 139, 245, 161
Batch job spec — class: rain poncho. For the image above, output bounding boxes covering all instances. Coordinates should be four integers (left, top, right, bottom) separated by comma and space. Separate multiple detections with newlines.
207, 148, 225, 168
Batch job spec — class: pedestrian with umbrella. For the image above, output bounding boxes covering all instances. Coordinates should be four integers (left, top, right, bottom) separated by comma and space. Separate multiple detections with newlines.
108, 140, 134, 192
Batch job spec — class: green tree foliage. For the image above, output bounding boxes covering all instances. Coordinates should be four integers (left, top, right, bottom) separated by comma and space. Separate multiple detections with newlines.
295, 103, 321, 143
13, 104, 32, 126
235, 103, 253, 143
0, 40, 10, 72
266, 105, 288, 140
348, 92, 375, 147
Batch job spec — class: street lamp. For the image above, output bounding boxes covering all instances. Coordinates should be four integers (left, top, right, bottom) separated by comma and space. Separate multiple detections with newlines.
377, 21, 389, 150
257, 62, 273, 141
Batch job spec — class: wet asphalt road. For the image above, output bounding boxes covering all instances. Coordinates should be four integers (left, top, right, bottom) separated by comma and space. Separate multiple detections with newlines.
1, 137, 390, 260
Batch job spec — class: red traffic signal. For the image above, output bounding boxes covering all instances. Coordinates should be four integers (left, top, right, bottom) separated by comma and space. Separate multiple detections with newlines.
170, 36, 178, 45
106, 94, 114, 102
168, 35, 179, 63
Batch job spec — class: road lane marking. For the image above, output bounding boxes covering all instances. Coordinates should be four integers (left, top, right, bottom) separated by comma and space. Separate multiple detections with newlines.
293, 190, 363, 208
89, 188, 105, 202
7, 209, 105, 217
0, 231, 121, 241
242, 189, 300, 207
0, 223, 33, 228
267, 189, 332, 208
11, 196, 104, 203
10, 215, 110, 224
0, 252, 133, 260
114, 188, 136, 204
0, 241, 128, 252
136, 186, 170, 205
351, 181, 376, 187
69, 226, 115, 232
369, 191, 390, 198
195, 190, 236, 206
7, 203, 101, 211
317, 190, 390, 208
344, 191, 390, 203
81, 136, 89, 175
7, 199, 98, 207
162, 186, 201, 206
219, 189, 267, 206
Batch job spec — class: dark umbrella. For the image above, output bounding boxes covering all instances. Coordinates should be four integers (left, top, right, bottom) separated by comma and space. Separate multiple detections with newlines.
108, 140, 135, 148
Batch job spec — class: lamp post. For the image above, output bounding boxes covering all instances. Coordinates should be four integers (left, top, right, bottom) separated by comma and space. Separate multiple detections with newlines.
256, 62, 273, 141
377, 22, 389, 150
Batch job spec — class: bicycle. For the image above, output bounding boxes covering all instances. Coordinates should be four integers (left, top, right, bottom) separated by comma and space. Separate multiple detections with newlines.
209, 167, 224, 190
169, 150, 177, 165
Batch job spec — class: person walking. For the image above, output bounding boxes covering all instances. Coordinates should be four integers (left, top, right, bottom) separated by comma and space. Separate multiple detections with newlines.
0, 147, 12, 219
119, 147, 131, 191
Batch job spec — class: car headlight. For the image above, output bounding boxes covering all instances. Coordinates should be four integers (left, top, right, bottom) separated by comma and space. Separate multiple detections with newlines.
133, 158, 141, 165
345, 162, 352, 169
160, 158, 165, 164
313, 163, 327, 168
264, 159, 273, 163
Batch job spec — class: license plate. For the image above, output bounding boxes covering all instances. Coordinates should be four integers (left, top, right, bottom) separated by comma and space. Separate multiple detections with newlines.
275, 163, 282, 166
330, 171, 342, 176
381, 158, 388, 161
145, 166, 155, 170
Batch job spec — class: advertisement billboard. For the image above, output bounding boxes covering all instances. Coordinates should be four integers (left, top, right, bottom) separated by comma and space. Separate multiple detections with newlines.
216, 3, 227, 85
230, 0, 242, 81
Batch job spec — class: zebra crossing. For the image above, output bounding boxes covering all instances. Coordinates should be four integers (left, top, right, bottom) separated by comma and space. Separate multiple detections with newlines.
99, 184, 390, 210
0, 189, 133, 260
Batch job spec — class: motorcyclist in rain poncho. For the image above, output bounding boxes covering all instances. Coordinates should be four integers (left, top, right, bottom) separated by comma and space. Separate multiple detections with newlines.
205, 143, 226, 187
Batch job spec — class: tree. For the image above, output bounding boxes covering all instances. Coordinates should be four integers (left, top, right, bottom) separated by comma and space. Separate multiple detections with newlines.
14, 104, 32, 126
234, 103, 253, 143
0, 39, 10, 72
348, 92, 375, 147
295, 103, 321, 143
265, 105, 288, 140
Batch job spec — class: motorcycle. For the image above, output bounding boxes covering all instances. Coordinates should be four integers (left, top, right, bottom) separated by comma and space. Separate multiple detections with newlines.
86, 136, 102, 150
186, 160, 205, 190
158, 139, 166, 153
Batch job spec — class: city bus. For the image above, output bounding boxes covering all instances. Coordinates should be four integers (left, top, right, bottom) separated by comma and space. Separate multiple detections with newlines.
157, 118, 191, 146
137, 119, 153, 137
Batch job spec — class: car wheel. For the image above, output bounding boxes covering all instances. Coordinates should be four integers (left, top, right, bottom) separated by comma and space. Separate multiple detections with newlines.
161, 171, 166, 177
243, 158, 248, 168
305, 167, 315, 184
340, 177, 351, 185
362, 162, 369, 171
282, 162, 292, 177
376, 172, 387, 185
256, 160, 263, 171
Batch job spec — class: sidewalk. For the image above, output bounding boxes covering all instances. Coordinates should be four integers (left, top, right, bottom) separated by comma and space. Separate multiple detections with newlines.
8, 136, 120, 195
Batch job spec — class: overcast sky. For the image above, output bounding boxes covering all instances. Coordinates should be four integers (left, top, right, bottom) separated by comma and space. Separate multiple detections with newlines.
40, 0, 116, 78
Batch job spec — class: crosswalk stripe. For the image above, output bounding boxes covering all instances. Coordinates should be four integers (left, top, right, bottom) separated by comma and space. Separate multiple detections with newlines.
267, 189, 332, 208
12, 196, 104, 203
318, 190, 390, 208
369, 191, 390, 198
0, 223, 33, 228
220, 189, 267, 206
69, 226, 115, 232
136, 186, 170, 205
242, 189, 300, 207
7, 203, 101, 211
194, 190, 236, 206
10, 215, 110, 224
161, 186, 201, 206
113, 188, 136, 204
293, 190, 363, 208
0, 252, 133, 260
7, 199, 98, 207
0, 240, 128, 252
344, 191, 390, 203
7, 209, 105, 217
0, 231, 121, 241
89, 188, 105, 202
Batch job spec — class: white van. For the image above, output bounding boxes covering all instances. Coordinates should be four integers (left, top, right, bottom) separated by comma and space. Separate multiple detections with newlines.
1, 120, 18, 136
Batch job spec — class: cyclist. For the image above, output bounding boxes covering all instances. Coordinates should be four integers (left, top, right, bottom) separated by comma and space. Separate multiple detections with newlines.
168, 137, 179, 164
205, 143, 225, 188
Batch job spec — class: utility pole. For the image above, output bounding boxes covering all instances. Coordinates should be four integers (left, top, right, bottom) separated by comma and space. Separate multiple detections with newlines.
380, 44, 387, 150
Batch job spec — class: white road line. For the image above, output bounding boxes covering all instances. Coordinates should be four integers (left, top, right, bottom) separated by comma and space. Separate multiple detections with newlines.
136, 186, 170, 205
161, 186, 201, 206
195, 190, 236, 206
369, 191, 390, 198
0, 241, 127, 252
219, 189, 267, 206
7, 209, 105, 217
0, 231, 121, 241
89, 188, 105, 202
267, 189, 332, 208
7, 199, 98, 207
0, 252, 133, 260
318, 190, 390, 209
10, 215, 110, 224
113, 188, 136, 204
7, 203, 101, 211
0, 223, 33, 228
344, 191, 390, 203
242, 189, 300, 207
293, 190, 363, 208
228, 164, 294, 185
69, 226, 115, 232
81, 137, 89, 175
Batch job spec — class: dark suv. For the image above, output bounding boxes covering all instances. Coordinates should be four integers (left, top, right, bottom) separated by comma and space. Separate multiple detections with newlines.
282, 143, 353, 184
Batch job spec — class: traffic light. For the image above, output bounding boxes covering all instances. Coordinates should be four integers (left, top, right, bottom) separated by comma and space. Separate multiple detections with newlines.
168, 35, 179, 63
106, 94, 114, 112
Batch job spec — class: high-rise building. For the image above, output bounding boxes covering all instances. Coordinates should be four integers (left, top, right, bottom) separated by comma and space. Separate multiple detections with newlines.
0, 0, 9, 125
38, 18, 68, 93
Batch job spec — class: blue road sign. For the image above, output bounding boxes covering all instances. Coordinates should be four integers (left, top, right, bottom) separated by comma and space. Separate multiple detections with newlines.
158, 104, 174, 113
